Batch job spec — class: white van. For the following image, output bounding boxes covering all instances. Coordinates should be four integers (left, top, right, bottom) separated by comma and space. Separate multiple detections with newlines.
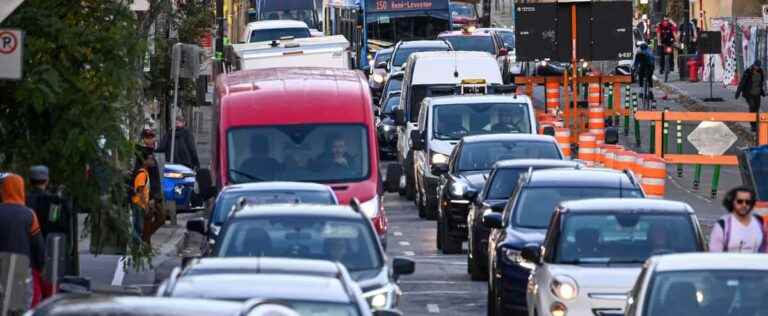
232, 35, 351, 70
390, 51, 503, 200
243, 20, 312, 43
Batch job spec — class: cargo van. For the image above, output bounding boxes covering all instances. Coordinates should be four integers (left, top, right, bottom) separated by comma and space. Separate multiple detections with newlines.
232, 35, 351, 70
207, 67, 387, 238
390, 51, 503, 200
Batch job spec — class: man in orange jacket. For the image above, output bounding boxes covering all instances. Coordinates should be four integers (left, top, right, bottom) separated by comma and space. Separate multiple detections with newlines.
0, 173, 46, 307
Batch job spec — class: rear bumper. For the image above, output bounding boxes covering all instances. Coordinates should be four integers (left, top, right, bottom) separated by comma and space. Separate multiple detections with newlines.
444, 204, 470, 239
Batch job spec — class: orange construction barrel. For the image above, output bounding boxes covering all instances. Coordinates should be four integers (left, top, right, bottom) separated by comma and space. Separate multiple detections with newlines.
545, 81, 560, 115
577, 132, 597, 163
614, 150, 637, 172
641, 156, 667, 198
555, 127, 572, 157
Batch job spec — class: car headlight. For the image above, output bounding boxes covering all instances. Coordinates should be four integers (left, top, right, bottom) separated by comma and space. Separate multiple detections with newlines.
362, 285, 395, 309
164, 172, 184, 179
359, 195, 382, 218
373, 73, 385, 84
450, 182, 466, 198
502, 247, 535, 270
551, 275, 579, 300
431, 153, 449, 165
382, 124, 393, 132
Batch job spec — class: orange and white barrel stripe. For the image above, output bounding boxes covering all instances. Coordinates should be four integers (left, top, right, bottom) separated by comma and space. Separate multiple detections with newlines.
587, 83, 605, 143
545, 81, 560, 115
577, 132, 597, 164
632, 154, 647, 180
641, 156, 667, 198
613, 150, 637, 172
555, 127, 572, 157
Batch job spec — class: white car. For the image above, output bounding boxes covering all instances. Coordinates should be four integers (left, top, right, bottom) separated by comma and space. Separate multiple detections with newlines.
243, 20, 311, 43
523, 199, 706, 316
625, 253, 768, 316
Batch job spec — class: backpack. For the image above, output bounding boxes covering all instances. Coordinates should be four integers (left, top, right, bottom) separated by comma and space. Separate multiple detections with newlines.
716, 214, 767, 252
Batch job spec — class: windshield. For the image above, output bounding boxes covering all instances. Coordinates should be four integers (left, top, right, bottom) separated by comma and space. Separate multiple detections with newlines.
497, 31, 514, 48
487, 166, 568, 199
250, 28, 311, 42
644, 270, 768, 316
433, 103, 531, 140
212, 190, 336, 225
227, 124, 370, 184
367, 16, 449, 44
441, 36, 495, 55
555, 213, 697, 264
392, 46, 450, 67
217, 216, 382, 271
383, 77, 402, 96
383, 94, 401, 114
375, 50, 392, 65
512, 188, 645, 229
458, 142, 560, 172
451, 2, 477, 18
260, 10, 318, 29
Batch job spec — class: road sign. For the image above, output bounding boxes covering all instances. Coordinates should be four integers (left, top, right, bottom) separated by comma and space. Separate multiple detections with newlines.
0, 29, 22, 80
687, 121, 738, 156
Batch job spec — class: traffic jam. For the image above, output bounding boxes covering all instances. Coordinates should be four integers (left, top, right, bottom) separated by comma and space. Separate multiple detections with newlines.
16, 0, 768, 315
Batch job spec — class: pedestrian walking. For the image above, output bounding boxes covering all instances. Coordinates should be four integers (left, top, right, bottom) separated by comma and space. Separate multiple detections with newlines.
131, 153, 155, 245
656, 15, 678, 74
157, 115, 200, 170
0, 173, 46, 307
709, 186, 767, 253
634, 42, 656, 99
679, 18, 699, 54
635, 14, 651, 43
735, 60, 765, 132
135, 129, 165, 245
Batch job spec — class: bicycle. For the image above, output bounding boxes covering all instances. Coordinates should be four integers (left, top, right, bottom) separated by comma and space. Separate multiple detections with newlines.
663, 45, 673, 83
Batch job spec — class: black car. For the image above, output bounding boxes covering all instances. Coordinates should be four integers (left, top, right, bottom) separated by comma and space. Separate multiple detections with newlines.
377, 92, 401, 159
158, 257, 396, 314
186, 202, 415, 310
28, 296, 247, 316
484, 168, 645, 316
466, 159, 580, 280
379, 72, 403, 103
432, 134, 564, 254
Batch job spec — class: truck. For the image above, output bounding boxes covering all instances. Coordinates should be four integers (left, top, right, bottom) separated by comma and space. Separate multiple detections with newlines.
231, 35, 351, 70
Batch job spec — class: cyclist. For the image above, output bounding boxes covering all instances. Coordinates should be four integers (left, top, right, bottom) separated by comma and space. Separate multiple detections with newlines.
656, 16, 678, 75
634, 42, 656, 100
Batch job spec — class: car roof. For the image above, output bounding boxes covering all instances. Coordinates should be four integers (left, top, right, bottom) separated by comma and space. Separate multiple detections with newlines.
427, 94, 532, 105
184, 257, 341, 278
493, 159, 579, 169
247, 20, 309, 30
477, 27, 513, 33
171, 273, 352, 303
217, 68, 369, 126
231, 203, 362, 220
439, 30, 493, 37
222, 181, 333, 193
397, 40, 451, 49
37, 295, 243, 315
559, 198, 693, 214
650, 253, 768, 272
527, 168, 638, 188
462, 134, 556, 144
410, 51, 502, 85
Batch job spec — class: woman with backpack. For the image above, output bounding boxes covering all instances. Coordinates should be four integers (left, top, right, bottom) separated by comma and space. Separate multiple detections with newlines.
709, 186, 767, 253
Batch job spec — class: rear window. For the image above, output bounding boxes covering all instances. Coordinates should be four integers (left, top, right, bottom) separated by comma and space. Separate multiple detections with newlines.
392, 46, 450, 67
250, 27, 311, 42
212, 190, 336, 225
458, 141, 560, 172
440, 35, 495, 55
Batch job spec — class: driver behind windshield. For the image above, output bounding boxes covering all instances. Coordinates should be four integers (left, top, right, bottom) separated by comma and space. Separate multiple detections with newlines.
311, 136, 358, 175
485, 108, 524, 133
436, 113, 467, 138
239, 135, 282, 180
646, 222, 671, 254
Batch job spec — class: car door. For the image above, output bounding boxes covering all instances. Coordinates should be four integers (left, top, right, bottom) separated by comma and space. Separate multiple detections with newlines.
527, 209, 563, 312
413, 99, 429, 188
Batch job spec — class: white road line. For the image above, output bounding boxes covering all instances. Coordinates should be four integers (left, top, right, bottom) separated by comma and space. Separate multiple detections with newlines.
111, 257, 127, 286
398, 241, 411, 246
411, 291, 471, 295
403, 251, 416, 256
427, 304, 440, 313
393, 231, 403, 237
400, 280, 465, 284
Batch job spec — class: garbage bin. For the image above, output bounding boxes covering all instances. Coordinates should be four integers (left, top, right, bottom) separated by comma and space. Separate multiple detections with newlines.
687, 59, 700, 82
678, 54, 694, 81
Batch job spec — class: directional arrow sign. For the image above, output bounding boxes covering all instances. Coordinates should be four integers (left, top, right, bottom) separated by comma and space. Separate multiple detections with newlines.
687, 121, 738, 156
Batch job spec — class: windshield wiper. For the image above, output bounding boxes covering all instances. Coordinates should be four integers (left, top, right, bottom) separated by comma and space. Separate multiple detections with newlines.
228, 169, 264, 182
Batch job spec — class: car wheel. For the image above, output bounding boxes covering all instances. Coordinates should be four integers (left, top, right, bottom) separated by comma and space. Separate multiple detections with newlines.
405, 166, 415, 201
469, 237, 487, 281
436, 214, 443, 250
442, 216, 461, 254
424, 194, 438, 220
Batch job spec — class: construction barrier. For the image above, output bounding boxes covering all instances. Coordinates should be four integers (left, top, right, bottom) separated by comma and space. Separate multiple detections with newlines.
596, 144, 622, 166
641, 156, 667, 198
603, 147, 624, 169
555, 128, 572, 157
545, 80, 560, 115
577, 132, 597, 164
633, 154, 648, 180
614, 150, 637, 172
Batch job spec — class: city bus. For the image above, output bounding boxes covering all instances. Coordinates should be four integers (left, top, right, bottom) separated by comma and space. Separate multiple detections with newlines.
324, 0, 451, 70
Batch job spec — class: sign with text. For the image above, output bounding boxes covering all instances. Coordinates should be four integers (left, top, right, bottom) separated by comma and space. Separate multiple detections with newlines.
366, 0, 449, 12
0, 29, 22, 80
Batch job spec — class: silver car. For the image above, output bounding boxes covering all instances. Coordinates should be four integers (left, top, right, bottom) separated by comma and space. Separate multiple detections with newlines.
522, 199, 705, 316
625, 253, 768, 316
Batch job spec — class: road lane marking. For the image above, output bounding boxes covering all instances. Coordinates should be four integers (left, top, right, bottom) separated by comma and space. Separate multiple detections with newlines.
393, 231, 403, 236
400, 280, 465, 284
403, 251, 416, 256
111, 256, 127, 286
398, 241, 411, 246
427, 304, 440, 313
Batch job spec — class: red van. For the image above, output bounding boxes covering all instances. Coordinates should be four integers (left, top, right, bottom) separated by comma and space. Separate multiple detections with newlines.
210, 67, 387, 238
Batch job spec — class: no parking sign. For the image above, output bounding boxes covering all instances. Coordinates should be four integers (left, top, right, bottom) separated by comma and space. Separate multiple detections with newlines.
0, 29, 23, 80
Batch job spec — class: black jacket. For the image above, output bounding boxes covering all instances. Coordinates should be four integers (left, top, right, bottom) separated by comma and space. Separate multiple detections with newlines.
135, 145, 163, 200
736, 67, 766, 98
157, 127, 200, 169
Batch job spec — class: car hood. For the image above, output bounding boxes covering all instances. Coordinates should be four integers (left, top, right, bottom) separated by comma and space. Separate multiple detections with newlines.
548, 265, 641, 293
429, 139, 458, 157
458, 171, 490, 189
350, 268, 391, 293
502, 226, 546, 247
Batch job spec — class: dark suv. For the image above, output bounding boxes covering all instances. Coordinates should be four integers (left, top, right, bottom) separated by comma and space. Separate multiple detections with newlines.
466, 159, 580, 280
483, 168, 645, 316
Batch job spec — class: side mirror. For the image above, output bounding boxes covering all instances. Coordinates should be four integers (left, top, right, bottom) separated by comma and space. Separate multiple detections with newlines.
430, 163, 449, 176
376, 61, 389, 71
392, 256, 415, 280
410, 130, 425, 151
604, 127, 619, 145
373, 310, 403, 316
486, 202, 505, 213
186, 217, 207, 235
394, 109, 406, 126
463, 189, 479, 201
181, 255, 201, 268
498, 48, 508, 57
482, 211, 504, 229
521, 245, 542, 264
